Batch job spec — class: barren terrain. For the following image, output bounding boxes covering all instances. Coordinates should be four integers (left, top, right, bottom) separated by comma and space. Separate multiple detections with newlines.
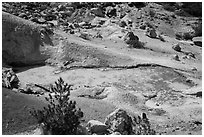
2, 2, 202, 135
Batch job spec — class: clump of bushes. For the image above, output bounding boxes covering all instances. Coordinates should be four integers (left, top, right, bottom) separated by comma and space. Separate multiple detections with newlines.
30, 78, 83, 135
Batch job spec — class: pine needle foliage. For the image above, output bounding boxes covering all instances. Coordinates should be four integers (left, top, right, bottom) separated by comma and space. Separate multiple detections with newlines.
30, 77, 83, 135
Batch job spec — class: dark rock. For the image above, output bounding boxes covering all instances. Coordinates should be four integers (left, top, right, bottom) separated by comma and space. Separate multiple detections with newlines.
123, 31, 139, 48
172, 43, 181, 52
146, 28, 157, 38
192, 37, 202, 47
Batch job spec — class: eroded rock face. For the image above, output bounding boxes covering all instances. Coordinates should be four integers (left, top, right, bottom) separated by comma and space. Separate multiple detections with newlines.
104, 108, 133, 135
2, 11, 53, 66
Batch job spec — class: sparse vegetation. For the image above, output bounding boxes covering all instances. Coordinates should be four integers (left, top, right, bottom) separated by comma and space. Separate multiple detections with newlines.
30, 78, 83, 135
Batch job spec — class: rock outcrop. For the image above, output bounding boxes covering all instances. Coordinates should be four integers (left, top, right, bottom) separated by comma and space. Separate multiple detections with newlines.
2, 11, 53, 66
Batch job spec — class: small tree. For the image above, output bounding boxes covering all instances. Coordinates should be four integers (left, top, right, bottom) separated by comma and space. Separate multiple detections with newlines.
30, 77, 83, 135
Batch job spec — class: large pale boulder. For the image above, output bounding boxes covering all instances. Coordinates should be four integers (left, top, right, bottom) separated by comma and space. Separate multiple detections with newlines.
86, 120, 108, 134
2, 11, 53, 66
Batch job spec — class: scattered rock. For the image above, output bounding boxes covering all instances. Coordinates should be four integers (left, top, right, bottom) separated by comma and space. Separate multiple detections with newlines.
172, 43, 181, 52
87, 120, 108, 134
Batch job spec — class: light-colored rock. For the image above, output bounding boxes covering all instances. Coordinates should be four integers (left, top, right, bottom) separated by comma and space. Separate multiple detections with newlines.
87, 120, 108, 134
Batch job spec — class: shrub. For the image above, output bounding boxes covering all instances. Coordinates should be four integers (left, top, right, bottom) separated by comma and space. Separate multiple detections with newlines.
30, 77, 83, 135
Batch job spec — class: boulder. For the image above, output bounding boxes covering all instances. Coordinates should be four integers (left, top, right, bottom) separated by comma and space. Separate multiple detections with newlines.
172, 43, 181, 52
87, 120, 108, 134
2, 11, 53, 66
2, 67, 19, 89
146, 28, 157, 38
90, 7, 104, 17
123, 31, 140, 48
172, 54, 180, 61
104, 108, 133, 134
192, 37, 202, 47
